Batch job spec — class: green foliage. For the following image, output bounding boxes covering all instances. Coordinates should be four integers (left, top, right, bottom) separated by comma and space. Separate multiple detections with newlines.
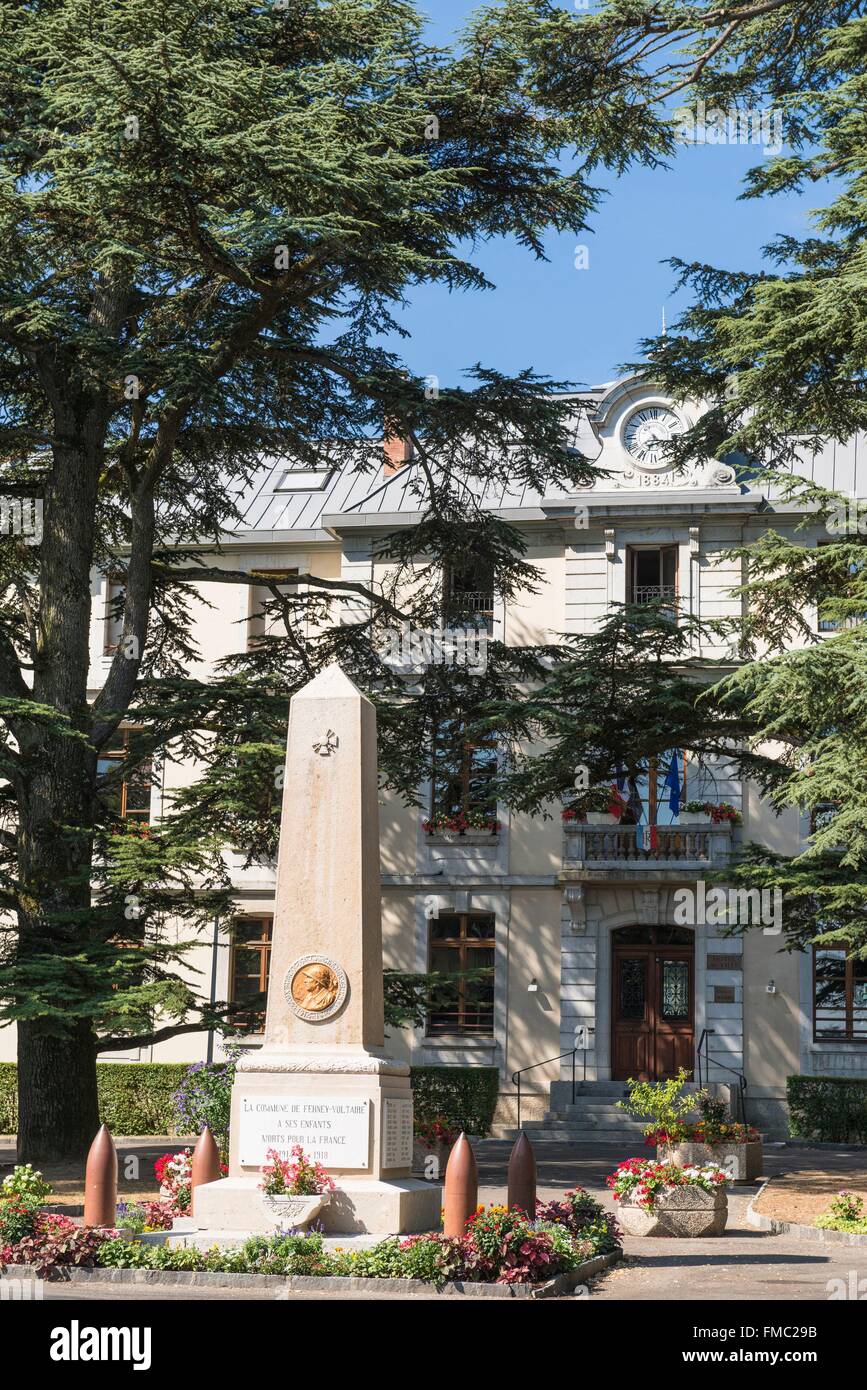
9, 1190, 619, 1285
1, 1062, 189, 1136
2, 1061, 499, 1137
171, 1055, 238, 1156
787, 1076, 867, 1144
617, 1069, 698, 1137
0, 1064, 14, 1132
411, 1066, 499, 1137
0, 1195, 41, 1246
816, 1190, 867, 1232
617, 1, 867, 957
1, 1165, 52, 1205
97, 1065, 191, 1135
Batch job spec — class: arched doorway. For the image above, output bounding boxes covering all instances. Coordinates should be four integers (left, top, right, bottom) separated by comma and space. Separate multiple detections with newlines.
611, 925, 694, 1080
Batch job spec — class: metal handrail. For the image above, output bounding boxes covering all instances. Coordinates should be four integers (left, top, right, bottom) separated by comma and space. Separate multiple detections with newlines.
696, 1028, 748, 1123
512, 1049, 579, 1132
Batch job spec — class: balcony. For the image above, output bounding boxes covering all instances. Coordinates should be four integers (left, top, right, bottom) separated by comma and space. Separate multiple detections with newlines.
445, 590, 495, 635
632, 584, 677, 606
562, 821, 733, 880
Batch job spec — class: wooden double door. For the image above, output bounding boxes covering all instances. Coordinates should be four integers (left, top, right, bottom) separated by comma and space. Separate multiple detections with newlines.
611, 925, 695, 1080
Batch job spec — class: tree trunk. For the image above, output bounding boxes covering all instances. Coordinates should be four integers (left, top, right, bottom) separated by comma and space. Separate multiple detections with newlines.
17, 1020, 99, 1164
16, 420, 106, 1164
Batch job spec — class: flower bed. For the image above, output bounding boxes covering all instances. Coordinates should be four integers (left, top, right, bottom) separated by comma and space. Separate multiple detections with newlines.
815, 1191, 867, 1235
0, 1183, 620, 1289
607, 1159, 728, 1238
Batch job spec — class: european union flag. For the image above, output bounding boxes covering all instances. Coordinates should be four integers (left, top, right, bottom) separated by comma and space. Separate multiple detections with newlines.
663, 750, 682, 817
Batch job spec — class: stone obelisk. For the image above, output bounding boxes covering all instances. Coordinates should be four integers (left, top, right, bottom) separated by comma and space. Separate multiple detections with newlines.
194, 664, 441, 1234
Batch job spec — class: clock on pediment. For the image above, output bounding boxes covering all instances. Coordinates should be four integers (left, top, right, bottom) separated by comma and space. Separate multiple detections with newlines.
622, 405, 683, 470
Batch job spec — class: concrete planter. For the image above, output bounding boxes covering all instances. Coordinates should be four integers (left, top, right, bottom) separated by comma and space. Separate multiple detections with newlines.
618, 1185, 728, 1238
677, 811, 710, 826
659, 1141, 763, 1183
584, 811, 617, 825
260, 1191, 331, 1229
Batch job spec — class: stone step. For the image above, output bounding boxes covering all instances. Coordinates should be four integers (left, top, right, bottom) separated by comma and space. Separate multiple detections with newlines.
545, 1115, 647, 1131
568, 1082, 631, 1096
554, 1102, 644, 1117
502, 1125, 649, 1144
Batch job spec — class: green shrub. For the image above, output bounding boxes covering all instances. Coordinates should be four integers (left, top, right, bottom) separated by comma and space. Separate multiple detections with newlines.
410, 1066, 499, 1136
815, 1190, 867, 1231
0, 1064, 15, 1132
0, 1059, 500, 1138
0, 1063, 187, 1136
787, 1076, 867, 1143
172, 1054, 238, 1154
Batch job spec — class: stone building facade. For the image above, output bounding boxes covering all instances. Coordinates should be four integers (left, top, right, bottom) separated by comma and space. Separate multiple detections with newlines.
2, 374, 861, 1136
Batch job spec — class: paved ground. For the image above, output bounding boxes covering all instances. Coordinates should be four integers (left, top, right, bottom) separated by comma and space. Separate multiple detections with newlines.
476, 1139, 867, 1303
5, 1135, 867, 1301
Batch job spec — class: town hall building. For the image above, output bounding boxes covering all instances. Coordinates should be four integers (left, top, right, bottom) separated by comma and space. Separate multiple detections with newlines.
2, 374, 861, 1138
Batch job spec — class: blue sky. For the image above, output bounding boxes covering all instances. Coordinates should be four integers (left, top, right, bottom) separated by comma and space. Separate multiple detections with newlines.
386, 0, 819, 390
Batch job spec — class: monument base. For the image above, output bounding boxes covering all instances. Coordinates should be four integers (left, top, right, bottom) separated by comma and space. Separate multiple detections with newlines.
191, 1174, 442, 1236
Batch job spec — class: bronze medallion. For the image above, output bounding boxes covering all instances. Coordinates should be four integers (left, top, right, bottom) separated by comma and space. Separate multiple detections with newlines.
283, 953, 348, 1022
290, 961, 340, 1013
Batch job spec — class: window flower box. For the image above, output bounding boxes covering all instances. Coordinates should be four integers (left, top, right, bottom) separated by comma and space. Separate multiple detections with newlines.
682, 800, 742, 826
423, 814, 500, 839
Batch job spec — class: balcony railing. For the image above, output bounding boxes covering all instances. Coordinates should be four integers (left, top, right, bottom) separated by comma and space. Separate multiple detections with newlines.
445, 590, 495, 633
563, 822, 733, 867
632, 585, 677, 606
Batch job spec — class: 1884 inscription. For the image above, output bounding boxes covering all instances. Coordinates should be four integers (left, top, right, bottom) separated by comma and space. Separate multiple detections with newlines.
239, 1094, 370, 1168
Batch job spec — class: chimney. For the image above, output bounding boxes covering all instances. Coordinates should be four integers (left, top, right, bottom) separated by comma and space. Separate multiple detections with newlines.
382, 426, 413, 476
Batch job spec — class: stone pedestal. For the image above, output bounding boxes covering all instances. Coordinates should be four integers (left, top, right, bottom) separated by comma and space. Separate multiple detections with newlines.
191, 666, 442, 1237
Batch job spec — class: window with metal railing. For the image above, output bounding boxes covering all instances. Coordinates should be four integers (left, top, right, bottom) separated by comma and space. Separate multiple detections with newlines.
627, 545, 678, 609
444, 558, 495, 633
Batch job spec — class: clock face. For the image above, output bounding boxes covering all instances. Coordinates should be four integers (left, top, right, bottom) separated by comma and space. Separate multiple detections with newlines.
623, 406, 682, 468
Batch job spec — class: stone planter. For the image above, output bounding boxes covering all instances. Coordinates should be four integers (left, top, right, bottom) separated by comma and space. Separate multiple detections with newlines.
585, 812, 617, 825
411, 1138, 452, 1180
260, 1191, 330, 1229
618, 1185, 728, 1238
658, 1140, 763, 1183
677, 811, 710, 826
